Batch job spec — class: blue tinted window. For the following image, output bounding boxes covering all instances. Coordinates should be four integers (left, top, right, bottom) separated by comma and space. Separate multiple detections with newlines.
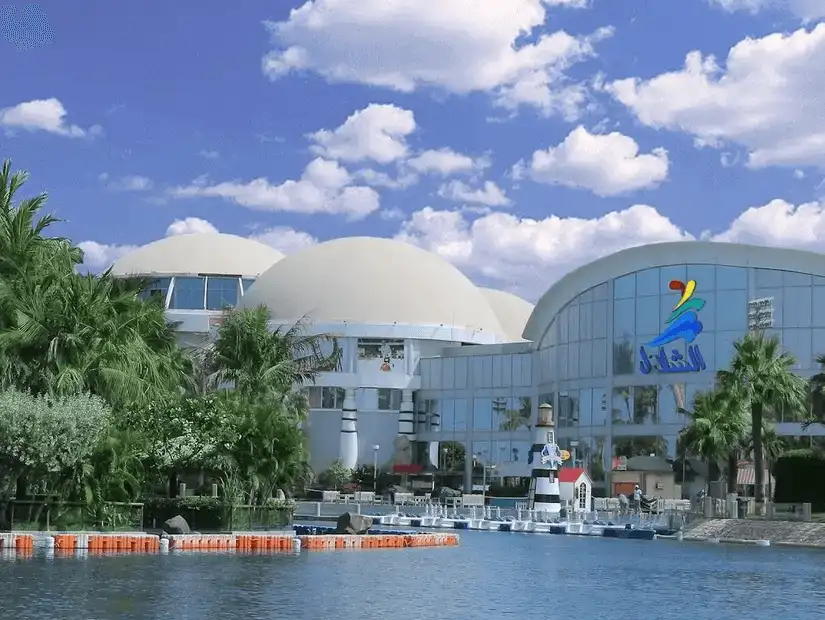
716, 289, 747, 330
472, 398, 493, 430
635, 296, 659, 334
716, 266, 746, 290
206, 276, 240, 310
613, 274, 635, 299
454, 399, 468, 431
755, 268, 782, 288
138, 277, 171, 305
784, 271, 811, 287
613, 298, 635, 338
783, 286, 811, 328
169, 277, 205, 309
636, 268, 660, 296
687, 264, 715, 289
241, 278, 255, 295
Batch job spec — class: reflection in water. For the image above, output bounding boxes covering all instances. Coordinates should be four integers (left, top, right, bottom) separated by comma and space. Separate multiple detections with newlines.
2, 533, 824, 620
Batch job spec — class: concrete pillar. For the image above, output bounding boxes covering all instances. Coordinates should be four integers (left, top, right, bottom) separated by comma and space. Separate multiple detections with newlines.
528, 403, 561, 515
339, 389, 358, 469
703, 496, 713, 518
802, 502, 812, 522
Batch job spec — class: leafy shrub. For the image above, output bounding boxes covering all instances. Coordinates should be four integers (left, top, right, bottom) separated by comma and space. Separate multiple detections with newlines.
773, 449, 825, 511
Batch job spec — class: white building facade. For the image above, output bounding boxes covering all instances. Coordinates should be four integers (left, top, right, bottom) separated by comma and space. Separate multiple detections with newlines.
114, 235, 825, 492
415, 241, 825, 495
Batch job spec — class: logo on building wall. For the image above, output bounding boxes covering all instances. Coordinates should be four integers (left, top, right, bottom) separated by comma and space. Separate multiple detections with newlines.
639, 279, 707, 374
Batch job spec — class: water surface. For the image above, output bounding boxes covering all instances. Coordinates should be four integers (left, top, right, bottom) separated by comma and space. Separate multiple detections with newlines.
2, 531, 823, 620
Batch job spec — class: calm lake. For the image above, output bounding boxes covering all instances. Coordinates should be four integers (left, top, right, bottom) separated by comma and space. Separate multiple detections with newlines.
2, 530, 823, 620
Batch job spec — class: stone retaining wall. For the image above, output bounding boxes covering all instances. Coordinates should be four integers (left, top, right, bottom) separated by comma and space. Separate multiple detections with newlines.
685, 519, 825, 546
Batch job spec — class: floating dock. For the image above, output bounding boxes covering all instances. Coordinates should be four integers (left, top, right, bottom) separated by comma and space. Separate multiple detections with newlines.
0, 527, 459, 557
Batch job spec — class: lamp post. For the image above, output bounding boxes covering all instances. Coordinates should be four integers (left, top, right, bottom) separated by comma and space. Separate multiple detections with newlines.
570, 440, 579, 468
372, 444, 380, 493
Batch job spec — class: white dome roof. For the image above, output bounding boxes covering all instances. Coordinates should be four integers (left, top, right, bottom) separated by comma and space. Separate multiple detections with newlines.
480, 288, 535, 342
110, 233, 284, 277
238, 236, 505, 335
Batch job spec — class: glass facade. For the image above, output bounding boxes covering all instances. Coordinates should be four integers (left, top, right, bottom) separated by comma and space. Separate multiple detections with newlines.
416, 260, 825, 493
141, 275, 255, 310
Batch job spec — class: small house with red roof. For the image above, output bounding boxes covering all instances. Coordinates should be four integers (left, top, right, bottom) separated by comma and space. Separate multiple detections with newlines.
558, 467, 592, 513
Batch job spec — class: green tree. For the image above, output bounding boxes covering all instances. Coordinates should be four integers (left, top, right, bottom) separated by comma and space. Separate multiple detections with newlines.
678, 389, 748, 484
222, 391, 313, 501
0, 390, 112, 498
318, 460, 353, 491
717, 333, 809, 502
0, 272, 191, 407
203, 306, 341, 400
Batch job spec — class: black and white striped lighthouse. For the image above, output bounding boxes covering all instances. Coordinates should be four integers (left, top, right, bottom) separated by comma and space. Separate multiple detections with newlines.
528, 402, 561, 515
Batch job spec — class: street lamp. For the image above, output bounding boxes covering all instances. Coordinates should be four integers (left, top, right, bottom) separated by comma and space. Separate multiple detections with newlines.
372, 445, 380, 493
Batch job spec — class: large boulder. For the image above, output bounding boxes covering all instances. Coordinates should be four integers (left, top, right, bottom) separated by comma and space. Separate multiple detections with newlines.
162, 515, 191, 535
335, 512, 373, 535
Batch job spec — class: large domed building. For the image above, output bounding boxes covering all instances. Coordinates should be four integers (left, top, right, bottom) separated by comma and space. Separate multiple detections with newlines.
111, 232, 283, 347
237, 236, 529, 473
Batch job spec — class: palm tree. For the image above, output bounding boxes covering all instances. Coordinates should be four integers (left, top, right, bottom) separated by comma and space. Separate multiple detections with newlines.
679, 389, 748, 484
0, 270, 191, 406
203, 306, 341, 401
717, 333, 808, 503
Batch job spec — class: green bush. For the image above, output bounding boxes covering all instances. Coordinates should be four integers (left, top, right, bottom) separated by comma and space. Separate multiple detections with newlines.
142, 496, 294, 532
773, 449, 825, 512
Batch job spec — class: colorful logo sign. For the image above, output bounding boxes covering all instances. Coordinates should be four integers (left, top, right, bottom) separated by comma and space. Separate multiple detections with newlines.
639, 279, 707, 374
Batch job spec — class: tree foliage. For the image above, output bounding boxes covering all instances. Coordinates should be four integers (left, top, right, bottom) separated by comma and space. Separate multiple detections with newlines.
0, 390, 111, 495
0, 157, 327, 521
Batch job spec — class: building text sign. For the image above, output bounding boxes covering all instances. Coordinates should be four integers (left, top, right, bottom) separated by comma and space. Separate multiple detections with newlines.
748, 297, 773, 331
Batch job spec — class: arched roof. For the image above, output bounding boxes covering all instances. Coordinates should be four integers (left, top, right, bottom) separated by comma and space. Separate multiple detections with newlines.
479, 288, 535, 342
238, 236, 506, 337
110, 233, 284, 277
523, 241, 825, 343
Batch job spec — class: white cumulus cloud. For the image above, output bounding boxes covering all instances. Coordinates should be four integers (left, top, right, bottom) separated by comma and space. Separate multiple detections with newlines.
250, 226, 319, 254
523, 126, 669, 196
80, 218, 318, 270
608, 25, 825, 169
168, 158, 380, 220
308, 103, 416, 164
396, 205, 691, 298
166, 217, 219, 236
78, 241, 139, 270
406, 148, 485, 176
438, 180, 511, 207
0, 98, 100, 138
262, 0, 612, 118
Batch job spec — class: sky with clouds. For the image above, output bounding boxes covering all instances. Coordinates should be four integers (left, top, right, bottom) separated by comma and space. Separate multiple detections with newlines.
3, 0, 825, 300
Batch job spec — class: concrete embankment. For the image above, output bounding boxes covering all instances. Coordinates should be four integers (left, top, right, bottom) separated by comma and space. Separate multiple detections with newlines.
671, 519, 825, 549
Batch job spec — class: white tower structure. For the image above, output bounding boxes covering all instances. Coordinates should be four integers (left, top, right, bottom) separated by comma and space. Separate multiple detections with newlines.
528, 402, 562, 515
339, 388, 358, 469
398, 389, 415, 440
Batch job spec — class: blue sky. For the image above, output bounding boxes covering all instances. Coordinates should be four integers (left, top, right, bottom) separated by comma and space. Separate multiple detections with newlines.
3, 0, 825, 299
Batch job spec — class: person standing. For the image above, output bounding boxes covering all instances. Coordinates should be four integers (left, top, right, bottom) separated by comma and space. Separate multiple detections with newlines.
632, 485, 642, 514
